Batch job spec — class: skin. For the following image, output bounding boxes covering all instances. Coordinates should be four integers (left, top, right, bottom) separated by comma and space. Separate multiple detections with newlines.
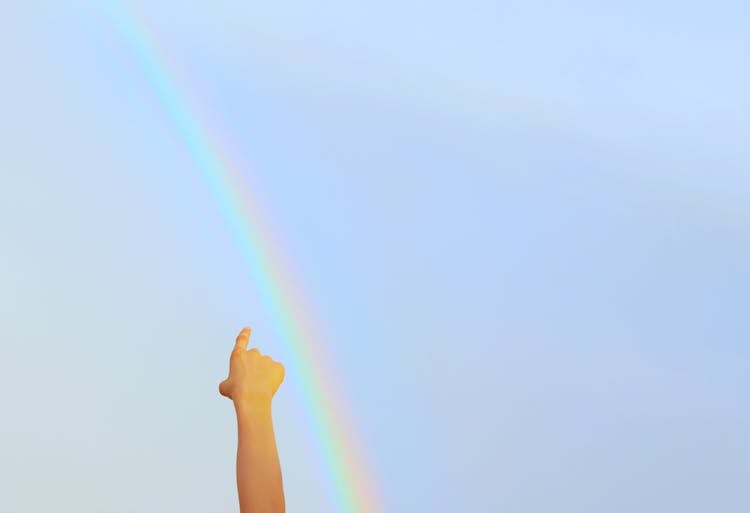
219, 327, 286, 513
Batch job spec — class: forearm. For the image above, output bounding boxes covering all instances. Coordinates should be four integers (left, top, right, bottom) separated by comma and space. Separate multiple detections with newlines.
234, 400, 285, 513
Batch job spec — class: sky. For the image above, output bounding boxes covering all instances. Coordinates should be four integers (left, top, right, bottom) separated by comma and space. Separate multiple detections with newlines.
1, 1, 748, 512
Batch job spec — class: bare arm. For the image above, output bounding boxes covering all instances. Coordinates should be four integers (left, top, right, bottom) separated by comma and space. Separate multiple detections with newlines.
219, 327, 286, 513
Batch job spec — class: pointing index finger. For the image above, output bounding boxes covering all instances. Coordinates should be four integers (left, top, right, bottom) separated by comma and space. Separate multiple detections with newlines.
234, 327, 252, 351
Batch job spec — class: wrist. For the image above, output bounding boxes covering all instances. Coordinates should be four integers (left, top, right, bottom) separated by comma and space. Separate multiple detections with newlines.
234, 395, 273, 417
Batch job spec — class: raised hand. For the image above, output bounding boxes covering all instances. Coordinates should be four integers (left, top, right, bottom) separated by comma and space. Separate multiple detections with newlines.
220, 327, 287, 513
219, 327, 285, 405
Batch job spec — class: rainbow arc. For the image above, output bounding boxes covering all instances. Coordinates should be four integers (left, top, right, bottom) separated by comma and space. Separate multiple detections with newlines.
108, 3, 382, 512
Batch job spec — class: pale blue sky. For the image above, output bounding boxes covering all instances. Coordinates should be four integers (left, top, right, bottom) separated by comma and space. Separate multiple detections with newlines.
1, 1, 748, 512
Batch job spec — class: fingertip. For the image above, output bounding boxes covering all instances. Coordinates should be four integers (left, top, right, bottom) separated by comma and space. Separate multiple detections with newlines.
234, 326, 252, 350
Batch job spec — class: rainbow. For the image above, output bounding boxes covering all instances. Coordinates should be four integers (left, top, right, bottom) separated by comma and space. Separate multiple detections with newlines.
106, 3, 382, 512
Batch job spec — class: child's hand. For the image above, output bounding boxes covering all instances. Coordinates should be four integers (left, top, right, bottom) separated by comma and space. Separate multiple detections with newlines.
219, 327, 285, 405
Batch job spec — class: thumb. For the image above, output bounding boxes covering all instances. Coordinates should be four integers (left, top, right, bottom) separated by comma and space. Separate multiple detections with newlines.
219, 378, 232, 398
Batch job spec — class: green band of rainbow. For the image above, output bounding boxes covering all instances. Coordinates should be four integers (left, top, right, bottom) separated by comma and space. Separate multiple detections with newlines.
107, 3, 382, 512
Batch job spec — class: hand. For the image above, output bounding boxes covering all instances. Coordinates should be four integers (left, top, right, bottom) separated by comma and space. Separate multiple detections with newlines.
219, 327, 285, 405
